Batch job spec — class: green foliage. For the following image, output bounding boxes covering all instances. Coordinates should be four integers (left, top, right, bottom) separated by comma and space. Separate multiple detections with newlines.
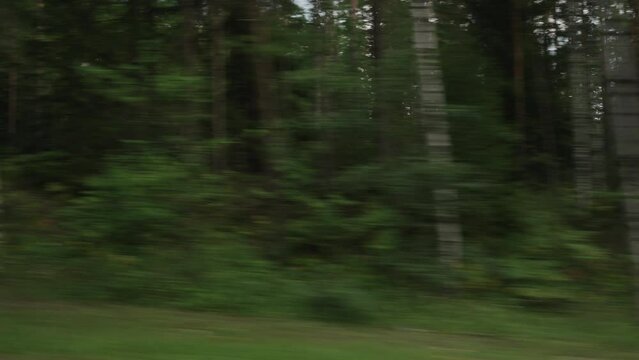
462, 190, 618, 305
3, 302, 639, 360
0, 0, 633, 321
2, 146, 622, 315
61, 151, 209, 247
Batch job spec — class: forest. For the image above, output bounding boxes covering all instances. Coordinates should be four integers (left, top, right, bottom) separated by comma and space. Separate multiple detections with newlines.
2, 0, 639, 338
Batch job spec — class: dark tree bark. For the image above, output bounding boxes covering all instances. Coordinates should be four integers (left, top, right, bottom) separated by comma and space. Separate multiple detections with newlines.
512, 0, 527, 158
569, 0, 595, 205
209, 0, 227, 170
371, 0, 390, 160
181, 0, 198, 70
249, 0, 279, 173
180, 0, 200, 141
127, 0, 140, 62
8, 67, 17, 137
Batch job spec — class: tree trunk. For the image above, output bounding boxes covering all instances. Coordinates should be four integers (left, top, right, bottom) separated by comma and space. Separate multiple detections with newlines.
209, 0, 227, 170
535, 59, 559, 184
569, 0, 595, 205
181, 0, 198, 69
0, 162, 4, 245
249, 0, 279, 173
351, 0, 358, 21
127, 0, 140, 62
180, 0, 199, 141
371, 0, 390, 160
311, 0, 337, 184
537, 9, 559, 184
311, 0, 332, 121
8, 67, 17, 137
410, 0, 463, 267
587, 0, 607, 193
602, 1, 639, 318
512, 0, 527, 160
345, 0, 359, 68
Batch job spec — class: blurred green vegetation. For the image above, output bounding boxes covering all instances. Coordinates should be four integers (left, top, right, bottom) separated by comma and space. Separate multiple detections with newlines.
1, 301, 639, 359
0, 0, 635, 328
0, 147, 628, 321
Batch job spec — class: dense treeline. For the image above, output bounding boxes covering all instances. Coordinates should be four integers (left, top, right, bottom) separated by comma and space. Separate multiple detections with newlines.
1, 0, 638, 319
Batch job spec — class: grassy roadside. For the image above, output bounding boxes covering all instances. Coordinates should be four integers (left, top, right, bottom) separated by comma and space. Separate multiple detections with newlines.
1, 300, 638, 360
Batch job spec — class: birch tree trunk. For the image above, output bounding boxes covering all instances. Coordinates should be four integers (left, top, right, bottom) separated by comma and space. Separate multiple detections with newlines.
410, 0, 463, 267
569, 0, 595, 205
602, 0, 639, 317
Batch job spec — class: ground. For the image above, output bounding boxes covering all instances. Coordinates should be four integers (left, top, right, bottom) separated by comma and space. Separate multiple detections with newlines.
1, 301, 638, 360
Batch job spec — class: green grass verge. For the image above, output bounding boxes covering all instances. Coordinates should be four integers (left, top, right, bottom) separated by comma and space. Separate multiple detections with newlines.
1, 300, 639, 360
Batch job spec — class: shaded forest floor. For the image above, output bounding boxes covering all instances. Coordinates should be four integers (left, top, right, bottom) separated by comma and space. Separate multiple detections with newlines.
1, 300, 639, 359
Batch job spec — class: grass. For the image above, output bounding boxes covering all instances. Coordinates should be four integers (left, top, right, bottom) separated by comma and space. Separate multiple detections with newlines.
1, 300, 639, 360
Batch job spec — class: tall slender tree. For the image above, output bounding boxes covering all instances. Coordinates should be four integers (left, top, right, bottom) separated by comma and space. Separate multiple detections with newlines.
370, 0, 390, 160
602, 0, 639, 316
4, 3, 19, 139
250, 0, 279, 172
180, 0, 200, 141
569, 0, 595, 205
512, 0, 527, 153
209, 0, 228, 170
410, 0, 463, 267
7, 66, 17, 137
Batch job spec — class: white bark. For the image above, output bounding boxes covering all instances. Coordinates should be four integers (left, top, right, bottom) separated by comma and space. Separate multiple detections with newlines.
410, 0, 463, 266
602, 0, 639, 316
